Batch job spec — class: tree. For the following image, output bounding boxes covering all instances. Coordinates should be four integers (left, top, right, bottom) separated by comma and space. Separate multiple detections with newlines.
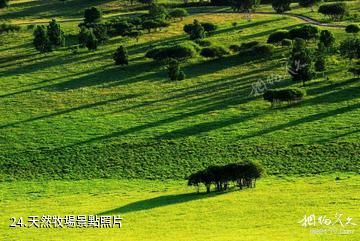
113, 46, 129, 66
299, 0, 322, 12
86, 29, 98, 51
345, 24, 360, 35
190, 19, 205, 40
47, 19, 65, 47
318, 3, 347, 21
264, 88, 306, 107
339, 38, 360, 62
288, 38, 314, 86
148, 3, 168, 20
33, 26, 52, 53
231, 0, 261, 18
78, 26, 90, 48
315, 42, 326, 73
0, 0, 9, 8
272, 0, 291, 13
84, 7, 102, 24
168, 59, 185, 81
169, 8, 188, 21
142, 20, 158, 33
201, 22, 218, 34
319, 30, 335, 49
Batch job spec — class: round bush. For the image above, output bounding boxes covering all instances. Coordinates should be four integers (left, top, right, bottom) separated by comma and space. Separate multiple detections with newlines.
267, 30, 290, 44
345, 24, 360, 34
200, 46, 228, 58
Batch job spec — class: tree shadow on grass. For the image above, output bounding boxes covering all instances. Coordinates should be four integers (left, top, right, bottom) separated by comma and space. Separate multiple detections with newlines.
97, 191, 225, 215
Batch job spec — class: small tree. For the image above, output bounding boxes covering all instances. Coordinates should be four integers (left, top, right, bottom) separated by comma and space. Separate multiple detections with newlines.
33, 26, 52, 53
272, 0, 291, 13
319, 30, 335, 49
86, 29, 98, 51
47, 19, 65, 47
113, 46, 129, 66
315, 42, 326, 74
84, 7, 102, 24
169, 8, 188, 21
345, 24, 360, 35
78, 26, 89, 48
168, 59, 185, 81
299, 0, 322, 12
288, 38, 314, 86
0, 0, 9, 8
190, 19, 205, 40
142, 19, 158, 33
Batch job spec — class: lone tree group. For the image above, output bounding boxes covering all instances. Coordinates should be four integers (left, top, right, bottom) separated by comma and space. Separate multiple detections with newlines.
187, 162, 264, 193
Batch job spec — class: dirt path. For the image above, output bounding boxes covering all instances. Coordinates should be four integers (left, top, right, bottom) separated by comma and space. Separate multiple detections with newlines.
13, 11, 345, 28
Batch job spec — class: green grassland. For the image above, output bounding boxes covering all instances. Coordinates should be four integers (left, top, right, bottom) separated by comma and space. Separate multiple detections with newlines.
1, 11, 360, 180
1, 174, 359, 241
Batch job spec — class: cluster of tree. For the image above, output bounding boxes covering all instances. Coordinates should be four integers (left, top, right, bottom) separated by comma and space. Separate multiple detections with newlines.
272, 0, 291, 13
339, 37, 360, 76
263, 88, 306, 107
299, 0, 321, 12
0, 23, 20, 34
187, 162, 264, 193
77, 7, 108, 51
183, 20, 218, 40
145, 42, 199, 62
318, 3, 347, 21
231, 0, 261, 14
267, 25, 319, 45
33, 19, 65, 53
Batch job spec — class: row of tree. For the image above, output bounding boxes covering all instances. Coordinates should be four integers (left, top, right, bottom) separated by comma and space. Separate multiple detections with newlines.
187, 162, 264, 193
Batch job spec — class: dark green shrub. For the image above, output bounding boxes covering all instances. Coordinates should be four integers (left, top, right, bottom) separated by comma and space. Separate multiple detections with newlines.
345, 24, 360, 34
146, 43, 198, 61
201, 22, 218, 33
263, 88, 306, 107
33, 25, 52, 53
113, 46, 129, 66
318, 3, 347, 20
190, 19, 205, 40
319, 30, 335, 48
168, 59, 185, 81
339, 38, 360, 61
47, 19, 65, 47
267, 30, 290, 44
200, 46, 228, 58
84, 7, 102, 24
169, 8, 188, 21
289, 25, 319, 41
239, 42, 273, 59
86, 29, 98, 51
272, 0, 291, 13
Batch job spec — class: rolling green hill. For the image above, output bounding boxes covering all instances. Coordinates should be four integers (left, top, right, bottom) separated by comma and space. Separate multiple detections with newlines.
1, 2, 360, 181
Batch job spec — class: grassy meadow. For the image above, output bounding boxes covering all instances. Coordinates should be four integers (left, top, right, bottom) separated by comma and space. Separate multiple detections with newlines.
0, 0, 359, 240
1, 174, 360, 241
1, 12, 359, 180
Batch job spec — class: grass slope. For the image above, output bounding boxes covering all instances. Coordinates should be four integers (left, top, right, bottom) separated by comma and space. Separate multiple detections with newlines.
1, 175, 359, 240
0, 12, 359, 180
